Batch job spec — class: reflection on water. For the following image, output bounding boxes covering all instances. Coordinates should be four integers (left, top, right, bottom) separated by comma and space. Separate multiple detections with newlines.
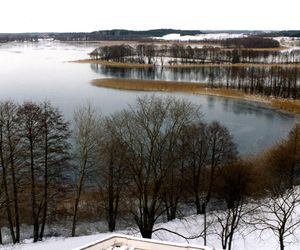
91, 64, 300, 93
91, 63, 300, 85
207, 96, 216, 109
0, 42, 299, 155
91, 63, 223, 83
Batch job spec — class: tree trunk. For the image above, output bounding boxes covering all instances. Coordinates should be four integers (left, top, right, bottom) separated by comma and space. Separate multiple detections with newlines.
108, 215, 116, 232
39, 200, 47, 240
71, 159, 87, 237
39, 128, 48, 241
7, 127, 20, 243
170, 206, 177, 221
2, 170, 16, 243
195, 195, 204, 214
29, 133, 39, 242
140, 228, 153, 239
203, 204, 207, 246
71, 195, 80, 237
33, 218, 39, 243
0, 128, 16, 243
9, 160, 20, 242
10, 165, 20, 243
228, 232, 234, 250
279, 234, 284, 250
164, 194, 178, 221
108, 159, 116, 231
107, 189, 116, 232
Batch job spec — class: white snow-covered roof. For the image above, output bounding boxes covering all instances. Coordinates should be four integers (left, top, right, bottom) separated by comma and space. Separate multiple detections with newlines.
74, 234, 207, 250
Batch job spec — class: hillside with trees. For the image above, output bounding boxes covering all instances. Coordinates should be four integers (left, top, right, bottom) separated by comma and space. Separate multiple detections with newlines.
0, 97, 299, 250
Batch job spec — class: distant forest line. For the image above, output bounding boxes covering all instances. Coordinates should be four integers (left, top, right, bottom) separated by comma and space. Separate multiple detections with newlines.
0, 29, 202, 42
0, 29, 300, 43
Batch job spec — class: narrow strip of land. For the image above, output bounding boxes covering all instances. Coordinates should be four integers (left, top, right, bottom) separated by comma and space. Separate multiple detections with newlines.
92, 78, 300, 114
75, 59, 300, 69
75, 59, 154, 68
166, 62, 300, 68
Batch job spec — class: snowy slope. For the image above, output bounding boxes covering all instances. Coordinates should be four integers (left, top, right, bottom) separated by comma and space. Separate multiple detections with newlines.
3, 210, 300, 250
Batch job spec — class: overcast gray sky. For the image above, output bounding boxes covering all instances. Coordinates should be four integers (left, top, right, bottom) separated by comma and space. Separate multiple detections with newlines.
1, 0, 299, 33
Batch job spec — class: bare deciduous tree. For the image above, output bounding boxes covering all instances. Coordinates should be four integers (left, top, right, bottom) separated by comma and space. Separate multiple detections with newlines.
117, 96, 202, 238
17, 102, 43, 242
184, 122, 209, 215
17, 101, 71, 242
71, 103, 99, 237
213, 161, 253, 250
38, 101, 71, 240
97, 114, 129, 231
201, 121, 237, 245
252, 187, 300, 250
0, 101, 20, 243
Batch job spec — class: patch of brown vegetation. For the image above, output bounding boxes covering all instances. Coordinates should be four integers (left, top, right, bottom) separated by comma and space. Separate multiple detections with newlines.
74, 59, 155, 68
92, 78, 300, 114
271, 99, 300, 114
92, 78, 209, 92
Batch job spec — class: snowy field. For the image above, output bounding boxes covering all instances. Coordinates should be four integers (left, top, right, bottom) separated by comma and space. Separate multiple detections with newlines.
155, 33, 300, 51
154, 33, 246, 41
1, 209, 300, 250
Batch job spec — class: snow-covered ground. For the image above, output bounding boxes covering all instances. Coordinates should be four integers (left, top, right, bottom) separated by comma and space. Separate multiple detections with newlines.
0, 233, 112, 250
273, 36, 300, 47
2, 208, 300, 250
155, 33, 300, 53
154, 33, 246, 42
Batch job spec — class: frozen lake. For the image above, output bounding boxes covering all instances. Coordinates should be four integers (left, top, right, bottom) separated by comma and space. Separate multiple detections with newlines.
0, 41, 298, 154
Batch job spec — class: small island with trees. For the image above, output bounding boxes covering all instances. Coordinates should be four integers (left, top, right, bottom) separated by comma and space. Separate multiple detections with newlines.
75, 35, 300, 114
